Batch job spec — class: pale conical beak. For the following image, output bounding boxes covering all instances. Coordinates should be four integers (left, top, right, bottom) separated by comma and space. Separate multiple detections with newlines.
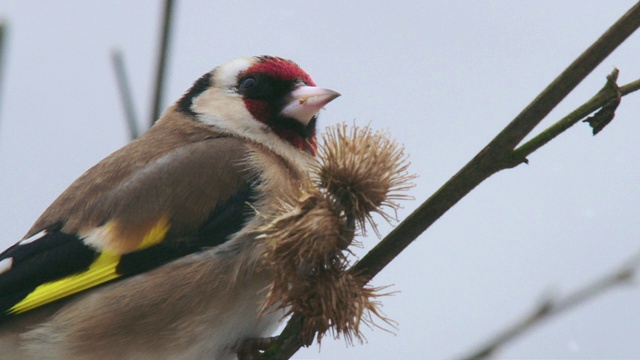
280, 86, 341, 126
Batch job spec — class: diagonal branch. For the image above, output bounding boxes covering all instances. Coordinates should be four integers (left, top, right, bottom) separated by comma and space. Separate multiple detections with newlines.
510, 69, 640, 164
350, 0, 640, 285
456, 251, 640, 359
258, 2, 640, 359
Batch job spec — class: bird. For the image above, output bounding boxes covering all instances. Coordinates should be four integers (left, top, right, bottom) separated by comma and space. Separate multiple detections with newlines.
0, 55, 340, 359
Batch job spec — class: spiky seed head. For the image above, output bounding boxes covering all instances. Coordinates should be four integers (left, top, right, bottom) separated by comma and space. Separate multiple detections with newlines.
258, 184, 351, 274
315, 123, 415, 234
257, 122, 413, 344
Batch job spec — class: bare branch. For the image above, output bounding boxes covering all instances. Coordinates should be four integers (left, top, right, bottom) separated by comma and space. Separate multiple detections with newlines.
110, 49, 140, 140
456, 251, 640, 359
351, 2, 640, 284
510, 69, 640, 164
150, 0, 175, 126
258, 2, 640, 358
620, 77, 640, 94
0, 20, 7, 140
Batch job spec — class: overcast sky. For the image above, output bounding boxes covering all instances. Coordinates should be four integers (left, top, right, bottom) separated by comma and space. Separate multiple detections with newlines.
1, 1, 639, 359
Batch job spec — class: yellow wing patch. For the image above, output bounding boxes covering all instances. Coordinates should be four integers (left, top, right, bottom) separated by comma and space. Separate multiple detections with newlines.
138, 216, 171, 249
9, 218, 171, 314
9, 251, 121, 314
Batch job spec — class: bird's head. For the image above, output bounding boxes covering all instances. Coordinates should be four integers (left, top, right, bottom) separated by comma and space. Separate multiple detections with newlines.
176, 56, 340, 157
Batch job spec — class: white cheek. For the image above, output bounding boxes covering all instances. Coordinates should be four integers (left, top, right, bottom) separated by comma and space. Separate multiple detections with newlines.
191, 81, 314, 171
192, 88, 266, 135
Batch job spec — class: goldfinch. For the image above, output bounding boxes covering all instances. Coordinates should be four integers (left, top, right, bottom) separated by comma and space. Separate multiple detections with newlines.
0, 56, 340, 359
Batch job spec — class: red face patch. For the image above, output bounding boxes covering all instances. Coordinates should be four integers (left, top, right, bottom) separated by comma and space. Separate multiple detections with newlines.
277, 127, 318, 156
239, 56, 319, 156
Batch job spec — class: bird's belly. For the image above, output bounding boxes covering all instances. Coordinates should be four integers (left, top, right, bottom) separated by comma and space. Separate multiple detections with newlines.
18, 249, 283, 360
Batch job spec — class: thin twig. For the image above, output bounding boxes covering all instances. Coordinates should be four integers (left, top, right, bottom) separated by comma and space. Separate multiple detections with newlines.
510, 70, 640, 163
620, 77, 640, 94
259, 3, 640, 358
150, 0, 175, 126
110, 49, 140, 140
350, 0, 640, 286
456, 251, 640, 359
0, 20, 7, 139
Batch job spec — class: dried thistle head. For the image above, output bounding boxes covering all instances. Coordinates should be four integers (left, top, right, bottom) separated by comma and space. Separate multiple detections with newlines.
257, 181, 393, 344
257, 122, 412, 345
316, 123, 415, 234
258, 184, 351, 275
297, 272, 395, 345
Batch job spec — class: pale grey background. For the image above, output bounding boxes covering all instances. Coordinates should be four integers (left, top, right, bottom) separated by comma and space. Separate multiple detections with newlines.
1, 1, 639, 359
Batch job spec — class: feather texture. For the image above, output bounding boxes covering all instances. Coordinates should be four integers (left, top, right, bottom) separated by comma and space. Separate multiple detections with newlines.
0, 56, 338, 359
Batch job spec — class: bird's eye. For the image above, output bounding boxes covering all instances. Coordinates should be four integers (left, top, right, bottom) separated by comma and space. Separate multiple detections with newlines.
240, 77, 257, 89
